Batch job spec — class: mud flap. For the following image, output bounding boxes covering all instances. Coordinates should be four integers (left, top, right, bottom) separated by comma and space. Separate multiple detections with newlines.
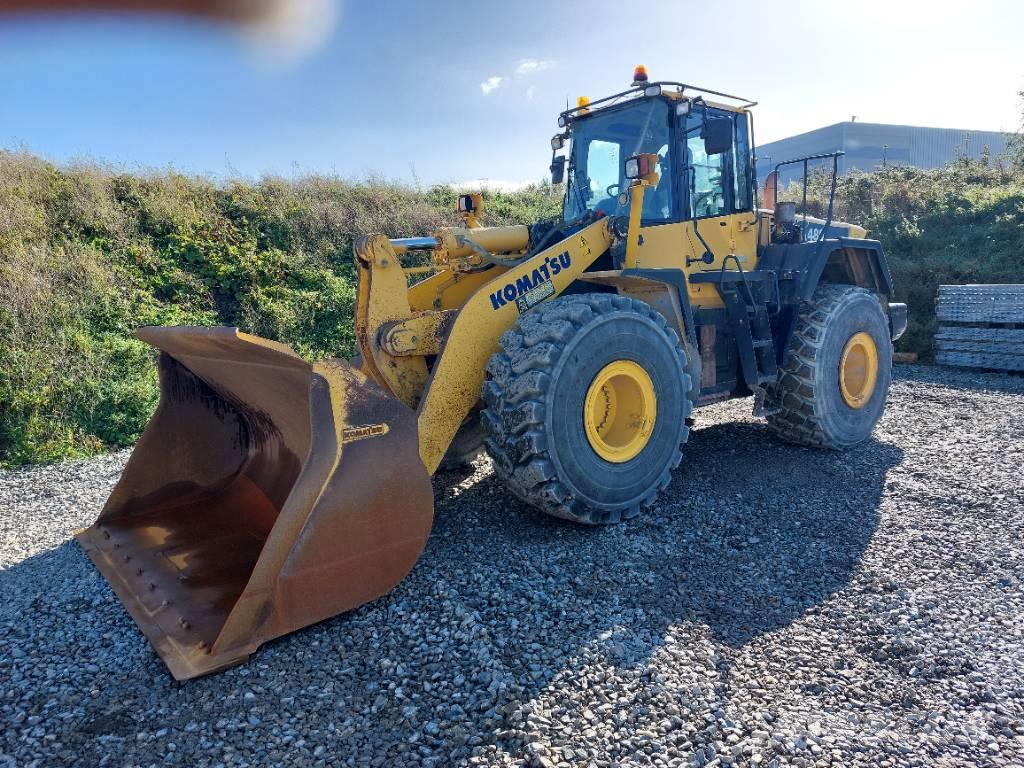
76, 327, 434, 680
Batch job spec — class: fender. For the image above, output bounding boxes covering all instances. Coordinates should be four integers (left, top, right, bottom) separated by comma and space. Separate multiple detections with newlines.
759, 237, 894, 302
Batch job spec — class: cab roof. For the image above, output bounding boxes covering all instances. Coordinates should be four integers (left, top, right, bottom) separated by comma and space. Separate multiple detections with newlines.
558, 81, 755, 126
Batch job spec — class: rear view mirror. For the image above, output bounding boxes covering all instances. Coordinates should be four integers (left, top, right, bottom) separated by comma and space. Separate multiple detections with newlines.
550, 155, 566, 184
702, 117, 732, 156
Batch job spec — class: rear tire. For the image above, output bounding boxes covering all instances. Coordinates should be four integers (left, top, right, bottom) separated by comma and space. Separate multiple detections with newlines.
767, 284, 892, 449
482, 294, 692, 524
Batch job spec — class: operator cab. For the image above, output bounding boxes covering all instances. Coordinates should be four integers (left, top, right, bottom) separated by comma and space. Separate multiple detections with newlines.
550, 68, 756, 229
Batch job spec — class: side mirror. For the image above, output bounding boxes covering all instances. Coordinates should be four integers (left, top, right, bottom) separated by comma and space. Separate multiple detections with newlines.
550, 155, 566, 185
702, 117, 732, 156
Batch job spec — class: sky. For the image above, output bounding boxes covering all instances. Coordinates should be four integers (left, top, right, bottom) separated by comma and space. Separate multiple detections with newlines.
1, 0, 1022, 187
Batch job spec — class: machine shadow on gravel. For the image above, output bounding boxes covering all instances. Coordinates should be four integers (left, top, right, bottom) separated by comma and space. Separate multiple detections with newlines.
0, 419, 903, 764
432, 419, 903, 654
405, 417, 905, 751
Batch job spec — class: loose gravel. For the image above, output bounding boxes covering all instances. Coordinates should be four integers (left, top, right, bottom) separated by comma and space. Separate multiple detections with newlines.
2, 364, 1023, 767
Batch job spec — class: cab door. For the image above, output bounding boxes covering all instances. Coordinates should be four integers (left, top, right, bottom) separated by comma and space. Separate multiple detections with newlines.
676, 107, 759, 307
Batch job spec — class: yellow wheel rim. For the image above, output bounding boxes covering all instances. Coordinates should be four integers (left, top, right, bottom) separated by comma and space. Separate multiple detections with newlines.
839, 331, 879, 409
584, 360, 657, 463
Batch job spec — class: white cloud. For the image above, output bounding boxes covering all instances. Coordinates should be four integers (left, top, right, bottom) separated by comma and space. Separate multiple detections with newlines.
480, 76, 504, 95
515, 59, 555, 76
526, 85, 537, 101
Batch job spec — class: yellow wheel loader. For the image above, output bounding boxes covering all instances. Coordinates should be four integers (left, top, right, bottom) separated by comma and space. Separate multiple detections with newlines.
78, 67, 908, 679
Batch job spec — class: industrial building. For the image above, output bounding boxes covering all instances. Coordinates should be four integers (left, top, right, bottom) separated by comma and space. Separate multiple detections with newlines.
756, 121, 1016, 183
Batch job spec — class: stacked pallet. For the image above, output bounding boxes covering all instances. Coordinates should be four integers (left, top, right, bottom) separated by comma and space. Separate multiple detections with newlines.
935, 285, 1024, 372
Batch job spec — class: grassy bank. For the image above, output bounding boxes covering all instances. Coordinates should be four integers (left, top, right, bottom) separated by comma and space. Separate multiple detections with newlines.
0, 151, 559, 465
1, 150, 1021, 465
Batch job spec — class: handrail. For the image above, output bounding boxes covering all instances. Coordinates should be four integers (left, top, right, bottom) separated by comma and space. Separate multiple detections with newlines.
773, 151, 845, 244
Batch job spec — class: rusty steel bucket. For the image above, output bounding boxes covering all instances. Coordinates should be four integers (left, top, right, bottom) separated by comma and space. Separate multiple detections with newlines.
76, 327, 434, 680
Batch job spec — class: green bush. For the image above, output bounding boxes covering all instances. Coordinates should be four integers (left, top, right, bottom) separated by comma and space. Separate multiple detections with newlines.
1, 148, 1020, 466
0, 151, 559, 466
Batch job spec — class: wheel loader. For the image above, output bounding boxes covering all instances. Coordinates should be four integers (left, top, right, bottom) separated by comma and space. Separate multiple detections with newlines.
78, 67, 908, 679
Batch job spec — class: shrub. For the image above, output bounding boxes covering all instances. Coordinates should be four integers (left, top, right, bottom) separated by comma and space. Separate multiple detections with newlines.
0, 151, 559, 465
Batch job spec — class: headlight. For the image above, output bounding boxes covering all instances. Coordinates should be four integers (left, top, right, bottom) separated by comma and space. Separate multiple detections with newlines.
644, 85, 662, 97
558, 115, 567, 128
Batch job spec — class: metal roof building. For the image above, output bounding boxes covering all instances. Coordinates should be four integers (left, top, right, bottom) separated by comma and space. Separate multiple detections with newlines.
756, 121, 1015, 183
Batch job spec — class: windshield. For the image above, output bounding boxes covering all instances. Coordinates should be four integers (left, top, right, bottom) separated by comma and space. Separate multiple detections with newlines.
564, 98, 673, 223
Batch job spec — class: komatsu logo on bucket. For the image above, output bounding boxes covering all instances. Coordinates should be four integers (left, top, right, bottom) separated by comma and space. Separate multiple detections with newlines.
490, 251, 571, 311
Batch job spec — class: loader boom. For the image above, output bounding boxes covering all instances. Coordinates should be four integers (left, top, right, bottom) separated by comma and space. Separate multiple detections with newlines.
354, 218, 613, 473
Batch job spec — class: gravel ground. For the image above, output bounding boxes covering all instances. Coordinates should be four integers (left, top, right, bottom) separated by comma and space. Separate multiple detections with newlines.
2, 364, 1023, 768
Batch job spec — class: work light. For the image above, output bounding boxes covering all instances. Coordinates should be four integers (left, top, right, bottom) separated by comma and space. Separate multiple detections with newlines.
624, 154, 656, 180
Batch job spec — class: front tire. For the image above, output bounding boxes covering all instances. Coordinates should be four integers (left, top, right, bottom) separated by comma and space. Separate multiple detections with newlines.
767, 284, 893, 449
482, 294, 692, 524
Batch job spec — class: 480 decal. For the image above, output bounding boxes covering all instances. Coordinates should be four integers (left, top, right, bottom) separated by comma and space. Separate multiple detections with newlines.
489, 250, 571, 311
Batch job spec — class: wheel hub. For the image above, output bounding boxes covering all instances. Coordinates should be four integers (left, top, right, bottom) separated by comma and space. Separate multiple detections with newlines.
839, 331, 879, 409
584, 360, 657, 462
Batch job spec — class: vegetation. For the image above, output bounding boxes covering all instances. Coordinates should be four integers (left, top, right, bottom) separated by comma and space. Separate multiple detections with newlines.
0, 151, 559, 465
1, 146, 1021, 466
1009, 90, 1024, 171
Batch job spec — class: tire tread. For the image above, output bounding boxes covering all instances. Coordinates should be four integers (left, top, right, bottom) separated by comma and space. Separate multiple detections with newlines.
766, 284, 886, 449
482, 294, 691, 524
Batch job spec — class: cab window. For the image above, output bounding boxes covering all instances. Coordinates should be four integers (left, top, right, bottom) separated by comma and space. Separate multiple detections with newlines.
582, 140, 620, 211
732, 114, 753, 212
685, 122, 728, 218
679, 108, 754, 218
564, 99, 673, 223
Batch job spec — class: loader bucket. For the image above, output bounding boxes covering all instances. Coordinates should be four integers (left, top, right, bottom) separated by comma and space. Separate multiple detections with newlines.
76, 327, 434, 680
